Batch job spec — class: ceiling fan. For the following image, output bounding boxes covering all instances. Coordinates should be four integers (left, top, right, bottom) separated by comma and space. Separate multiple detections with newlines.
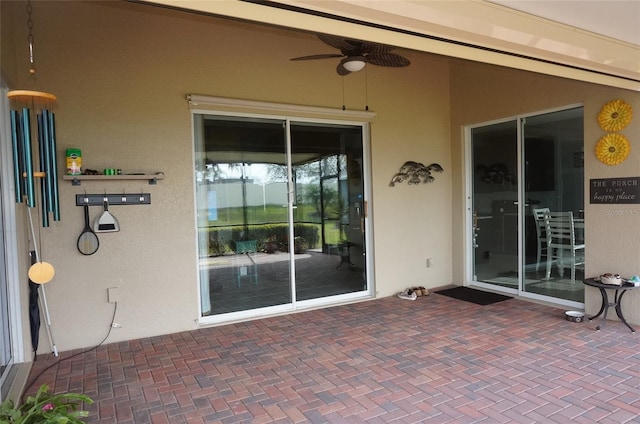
291, 34, 411, 75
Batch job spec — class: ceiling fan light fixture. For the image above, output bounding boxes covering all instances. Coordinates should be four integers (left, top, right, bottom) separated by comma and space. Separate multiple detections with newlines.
342, 56, 366, 72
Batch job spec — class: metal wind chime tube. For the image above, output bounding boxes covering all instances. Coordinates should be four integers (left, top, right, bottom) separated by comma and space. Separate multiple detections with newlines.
47, 110, 61, 222
38, 110, 59, 225
10, 110, 24, 203
9, 101, 60, 225
21, 108, 36, 208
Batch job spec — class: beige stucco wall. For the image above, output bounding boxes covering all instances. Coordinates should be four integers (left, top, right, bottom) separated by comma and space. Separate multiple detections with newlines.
1, 1, 453, 353
2, 0, 639, 356
450, 61, 640, 323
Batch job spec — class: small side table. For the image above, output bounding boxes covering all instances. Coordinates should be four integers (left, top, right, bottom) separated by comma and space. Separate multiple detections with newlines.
583, 278, 640, 332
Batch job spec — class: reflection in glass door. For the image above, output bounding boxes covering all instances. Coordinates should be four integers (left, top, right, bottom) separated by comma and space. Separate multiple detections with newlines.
522, 108, 584, 303
471, 121, 519, 288
291, 123, 366, 302
470, 107, 584, 304
194, 114, 369, 318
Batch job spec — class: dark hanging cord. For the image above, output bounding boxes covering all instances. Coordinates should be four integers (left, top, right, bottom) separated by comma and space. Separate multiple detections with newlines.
25, 0, 40, 91
342, 77, 346, 110
21, 301, 119, 403
27, 0, 35, 75
365, 67, 369, 111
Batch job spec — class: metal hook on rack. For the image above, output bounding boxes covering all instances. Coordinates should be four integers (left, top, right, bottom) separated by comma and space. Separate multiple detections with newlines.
74, 193, 151, 206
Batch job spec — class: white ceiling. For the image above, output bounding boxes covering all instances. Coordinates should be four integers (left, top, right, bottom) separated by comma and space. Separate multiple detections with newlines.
492, 1, 640, 46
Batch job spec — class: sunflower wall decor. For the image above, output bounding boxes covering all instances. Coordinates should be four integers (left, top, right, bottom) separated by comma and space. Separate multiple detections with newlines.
595, 133, 631, 166
597, 99, 633, 132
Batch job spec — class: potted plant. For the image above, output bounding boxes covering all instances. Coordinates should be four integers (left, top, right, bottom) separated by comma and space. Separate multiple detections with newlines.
0, 384, 93, 423
264, 235, 278, 253
293, 236, 308, 254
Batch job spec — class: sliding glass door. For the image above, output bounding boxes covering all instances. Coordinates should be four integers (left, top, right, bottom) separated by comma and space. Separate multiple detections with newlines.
291, 123, 367, 301
195, 114, 369, 318
521, 108, 585, 302
470, 107, 584, 305
471, 121, 519, 288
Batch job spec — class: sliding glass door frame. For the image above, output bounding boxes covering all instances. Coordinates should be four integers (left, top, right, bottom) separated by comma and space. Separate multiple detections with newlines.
465, 116, 521, 297
191, 100, 375, 324
465, 105, 584, 310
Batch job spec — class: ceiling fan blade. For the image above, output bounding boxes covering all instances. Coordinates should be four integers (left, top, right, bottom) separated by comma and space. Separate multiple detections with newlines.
318, 34, 361, 54
359, 41, 395, 55
366, 52, 411, 67
290, 53, 344, 61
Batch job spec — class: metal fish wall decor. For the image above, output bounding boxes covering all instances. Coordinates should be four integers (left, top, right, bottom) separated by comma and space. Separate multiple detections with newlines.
389, 161, 443, 186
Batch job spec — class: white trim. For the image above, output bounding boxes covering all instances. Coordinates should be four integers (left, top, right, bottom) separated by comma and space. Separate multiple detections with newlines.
0, 84, 25, 370
187, 95, 377, 122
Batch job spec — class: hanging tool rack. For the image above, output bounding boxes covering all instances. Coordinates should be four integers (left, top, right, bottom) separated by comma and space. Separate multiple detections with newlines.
75, 193, 151, 206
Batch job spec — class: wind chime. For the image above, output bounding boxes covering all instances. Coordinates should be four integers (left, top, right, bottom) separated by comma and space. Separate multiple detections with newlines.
7, 0, 59, 356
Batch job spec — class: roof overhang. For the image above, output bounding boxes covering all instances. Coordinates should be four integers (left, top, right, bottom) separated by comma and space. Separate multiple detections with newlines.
139, 0, 640, 91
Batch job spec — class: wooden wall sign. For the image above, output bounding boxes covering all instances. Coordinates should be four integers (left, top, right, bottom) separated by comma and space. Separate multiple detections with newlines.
590, 177, 640, 204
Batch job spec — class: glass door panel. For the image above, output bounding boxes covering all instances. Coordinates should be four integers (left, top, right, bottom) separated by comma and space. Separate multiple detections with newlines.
523, 108, 584, 302
471, 121, 519, 288
195, 115, 290, 316
195, 115, 369, 317
291, 123, 366, 301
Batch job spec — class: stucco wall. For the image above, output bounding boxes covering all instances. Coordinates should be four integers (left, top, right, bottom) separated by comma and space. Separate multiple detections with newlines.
3, 0, 638, 356
450, 60, 640, 323
1, 1, 453, 353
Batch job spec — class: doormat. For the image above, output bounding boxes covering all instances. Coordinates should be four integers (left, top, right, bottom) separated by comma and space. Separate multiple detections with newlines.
435, 287, 512, 305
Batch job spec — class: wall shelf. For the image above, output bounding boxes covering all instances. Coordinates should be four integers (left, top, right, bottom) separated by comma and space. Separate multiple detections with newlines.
62, 173, 164, 186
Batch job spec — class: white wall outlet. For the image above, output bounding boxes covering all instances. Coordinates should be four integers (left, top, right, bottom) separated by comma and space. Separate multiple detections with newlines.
426, 258, 433, 268
107, 287, 120, 303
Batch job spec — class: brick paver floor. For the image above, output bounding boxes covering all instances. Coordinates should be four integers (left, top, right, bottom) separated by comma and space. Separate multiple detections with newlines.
27, 292, 640, 423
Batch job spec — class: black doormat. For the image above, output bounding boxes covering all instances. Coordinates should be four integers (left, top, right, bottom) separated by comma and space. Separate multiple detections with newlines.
435, 287, 512, 305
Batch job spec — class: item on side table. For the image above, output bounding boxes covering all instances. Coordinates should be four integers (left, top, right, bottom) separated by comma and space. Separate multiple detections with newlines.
599, 273, 623, 286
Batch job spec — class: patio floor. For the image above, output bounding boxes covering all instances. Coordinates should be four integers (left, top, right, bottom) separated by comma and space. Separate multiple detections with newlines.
27, 291, 640, 423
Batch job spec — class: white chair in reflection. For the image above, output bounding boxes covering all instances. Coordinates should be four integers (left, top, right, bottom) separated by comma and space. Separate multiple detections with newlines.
532, 207, 550, 271
544, 211, 585, 283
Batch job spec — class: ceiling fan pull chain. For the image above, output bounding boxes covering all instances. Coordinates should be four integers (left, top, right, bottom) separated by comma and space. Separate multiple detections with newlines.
365, 67, 369, 111
342, 77, 346, 110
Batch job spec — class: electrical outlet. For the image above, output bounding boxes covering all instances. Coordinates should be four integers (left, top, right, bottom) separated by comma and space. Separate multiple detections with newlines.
426, 258, 433, 268
107, 287, 120, 303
